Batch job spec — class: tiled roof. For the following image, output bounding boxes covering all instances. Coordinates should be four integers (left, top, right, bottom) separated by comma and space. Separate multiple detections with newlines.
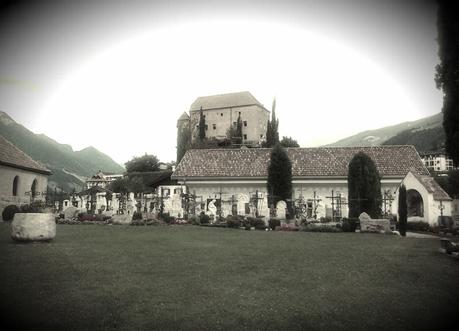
172, 146, 429, 179
0, 135, 51, 175
411, 172, 451, 201
189, 91, 265, 112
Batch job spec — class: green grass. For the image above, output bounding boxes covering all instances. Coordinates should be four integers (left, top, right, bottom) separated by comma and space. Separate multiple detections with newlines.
0, 223, 458, 330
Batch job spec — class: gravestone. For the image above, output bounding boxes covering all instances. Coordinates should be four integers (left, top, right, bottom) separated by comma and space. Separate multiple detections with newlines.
64, 206, 79, 220
359, 212, 391, 233
276, 200, 287, 219
11, 213, 56, 242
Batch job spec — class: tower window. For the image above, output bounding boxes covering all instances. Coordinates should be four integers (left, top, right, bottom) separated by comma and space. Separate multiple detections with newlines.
243, 121, 247, 127
243, 134, 247, 140
213, 124, 216, 130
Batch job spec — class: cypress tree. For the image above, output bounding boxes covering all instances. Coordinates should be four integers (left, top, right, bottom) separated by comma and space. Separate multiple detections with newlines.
347, 152, 382, 218
267, 144, 292, 213
398, 184, 407, 237
199, 107, 206, 141
264, 98, 280, 147
236, 112, 243, 145
436, 1, 459, 165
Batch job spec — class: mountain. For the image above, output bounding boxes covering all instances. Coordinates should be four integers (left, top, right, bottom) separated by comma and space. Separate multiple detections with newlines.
326, 112, 444, 150
0, 111, 124, 191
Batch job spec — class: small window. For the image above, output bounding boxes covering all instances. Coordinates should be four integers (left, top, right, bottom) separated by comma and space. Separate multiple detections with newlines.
243, 134, 247, 140
243, 121, 247, 127
205, 125, 208, 131
221, 113, 223, 117
213, 124, 216, 130
260, 134, 263, 139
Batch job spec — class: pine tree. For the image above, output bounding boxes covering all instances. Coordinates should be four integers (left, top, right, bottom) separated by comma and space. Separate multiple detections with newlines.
398, 184, 407, 237
436, 1, 459, 165
267, 144, 292, 215
347, 152, 382, 218
199, 107, 206, 141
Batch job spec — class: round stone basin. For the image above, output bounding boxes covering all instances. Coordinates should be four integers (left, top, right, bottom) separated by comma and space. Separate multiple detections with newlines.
11, 213, 56, 242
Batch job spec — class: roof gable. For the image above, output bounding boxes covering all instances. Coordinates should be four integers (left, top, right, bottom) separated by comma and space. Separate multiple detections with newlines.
0, 135, 51, 175
172, 146, 430, 179
407, 171, 451, 201
190, 91, 265, 111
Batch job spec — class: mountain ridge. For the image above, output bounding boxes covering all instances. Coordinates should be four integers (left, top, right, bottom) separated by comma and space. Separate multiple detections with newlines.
0, 111, 124, 192
325, 112, 444, 150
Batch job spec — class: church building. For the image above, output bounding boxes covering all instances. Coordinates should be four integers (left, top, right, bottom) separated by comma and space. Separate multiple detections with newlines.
172, 145, 451, 225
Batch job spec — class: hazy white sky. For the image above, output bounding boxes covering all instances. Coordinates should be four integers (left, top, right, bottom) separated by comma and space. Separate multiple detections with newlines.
0, 0, 442, 165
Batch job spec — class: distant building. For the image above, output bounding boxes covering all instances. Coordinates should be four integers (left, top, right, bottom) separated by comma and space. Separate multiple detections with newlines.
419, 151, 456, 172
0, 135, 51, 217
178, 91, 270, 146
85, 170, 123, 189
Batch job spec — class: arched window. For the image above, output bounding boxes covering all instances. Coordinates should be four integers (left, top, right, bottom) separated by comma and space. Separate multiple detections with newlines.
31, 179, 38, 199
12, 176, 19, 196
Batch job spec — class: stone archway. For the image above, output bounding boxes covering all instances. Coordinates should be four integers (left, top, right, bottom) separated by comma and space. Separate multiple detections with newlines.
407, 189, 424, 217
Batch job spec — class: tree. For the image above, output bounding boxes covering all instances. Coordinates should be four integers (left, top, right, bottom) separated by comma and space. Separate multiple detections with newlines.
235, 112, 243, 145
264, 98, 279, 147
199, 107, 206, 141
280, 136, 300, 148
398, 184, 407, 237
125, 154, 160, 173
177, 124, 190, 163
436, 1, 459, 164
347, 152, 382, 218
267, 144, 292, 216
109, 177, 130, 194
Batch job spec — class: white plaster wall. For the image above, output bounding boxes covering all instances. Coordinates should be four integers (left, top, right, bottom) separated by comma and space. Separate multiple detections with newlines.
397, 172, 452, 225
0, 165, 48, 215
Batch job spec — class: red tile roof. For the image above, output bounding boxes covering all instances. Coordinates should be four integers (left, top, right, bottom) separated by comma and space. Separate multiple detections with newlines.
172, 146, 429, 179
0, 135, 51, 175
189, 91, 266, 112
410, 172, 451, 201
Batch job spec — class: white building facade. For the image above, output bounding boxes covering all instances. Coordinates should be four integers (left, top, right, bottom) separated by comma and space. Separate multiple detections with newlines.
172, 146, 451, 225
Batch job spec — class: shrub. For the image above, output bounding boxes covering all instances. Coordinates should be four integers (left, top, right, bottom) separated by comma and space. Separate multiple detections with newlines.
275, 224, 299, 231
255, 223, 267, 230
160, 213, 176, 224
341, 218, 359, 232
406, 221, 430, 232
20, 201, 46, 213
226, 216, 241, 228
132, 211, 143, 221
78, 213, 97, 222
301, 224, 342, 232
2, 205, 19, 221
269, 218, 281, 230
199, 212, 210, 224
246, 217, 265, 227
189, 215, 200, 225
319, 216, 333, 223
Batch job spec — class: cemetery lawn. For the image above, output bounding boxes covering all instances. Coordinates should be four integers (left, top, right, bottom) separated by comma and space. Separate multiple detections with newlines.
0, 224, 458, 331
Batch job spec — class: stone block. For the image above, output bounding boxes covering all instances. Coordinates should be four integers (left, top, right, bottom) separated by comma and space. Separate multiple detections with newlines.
64, 206, 79, 220
11, 213, 56, 242
111, 214, 132, 225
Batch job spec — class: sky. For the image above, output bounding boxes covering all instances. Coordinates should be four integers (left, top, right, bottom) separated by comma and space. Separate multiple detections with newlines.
0, 0, 442, 165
